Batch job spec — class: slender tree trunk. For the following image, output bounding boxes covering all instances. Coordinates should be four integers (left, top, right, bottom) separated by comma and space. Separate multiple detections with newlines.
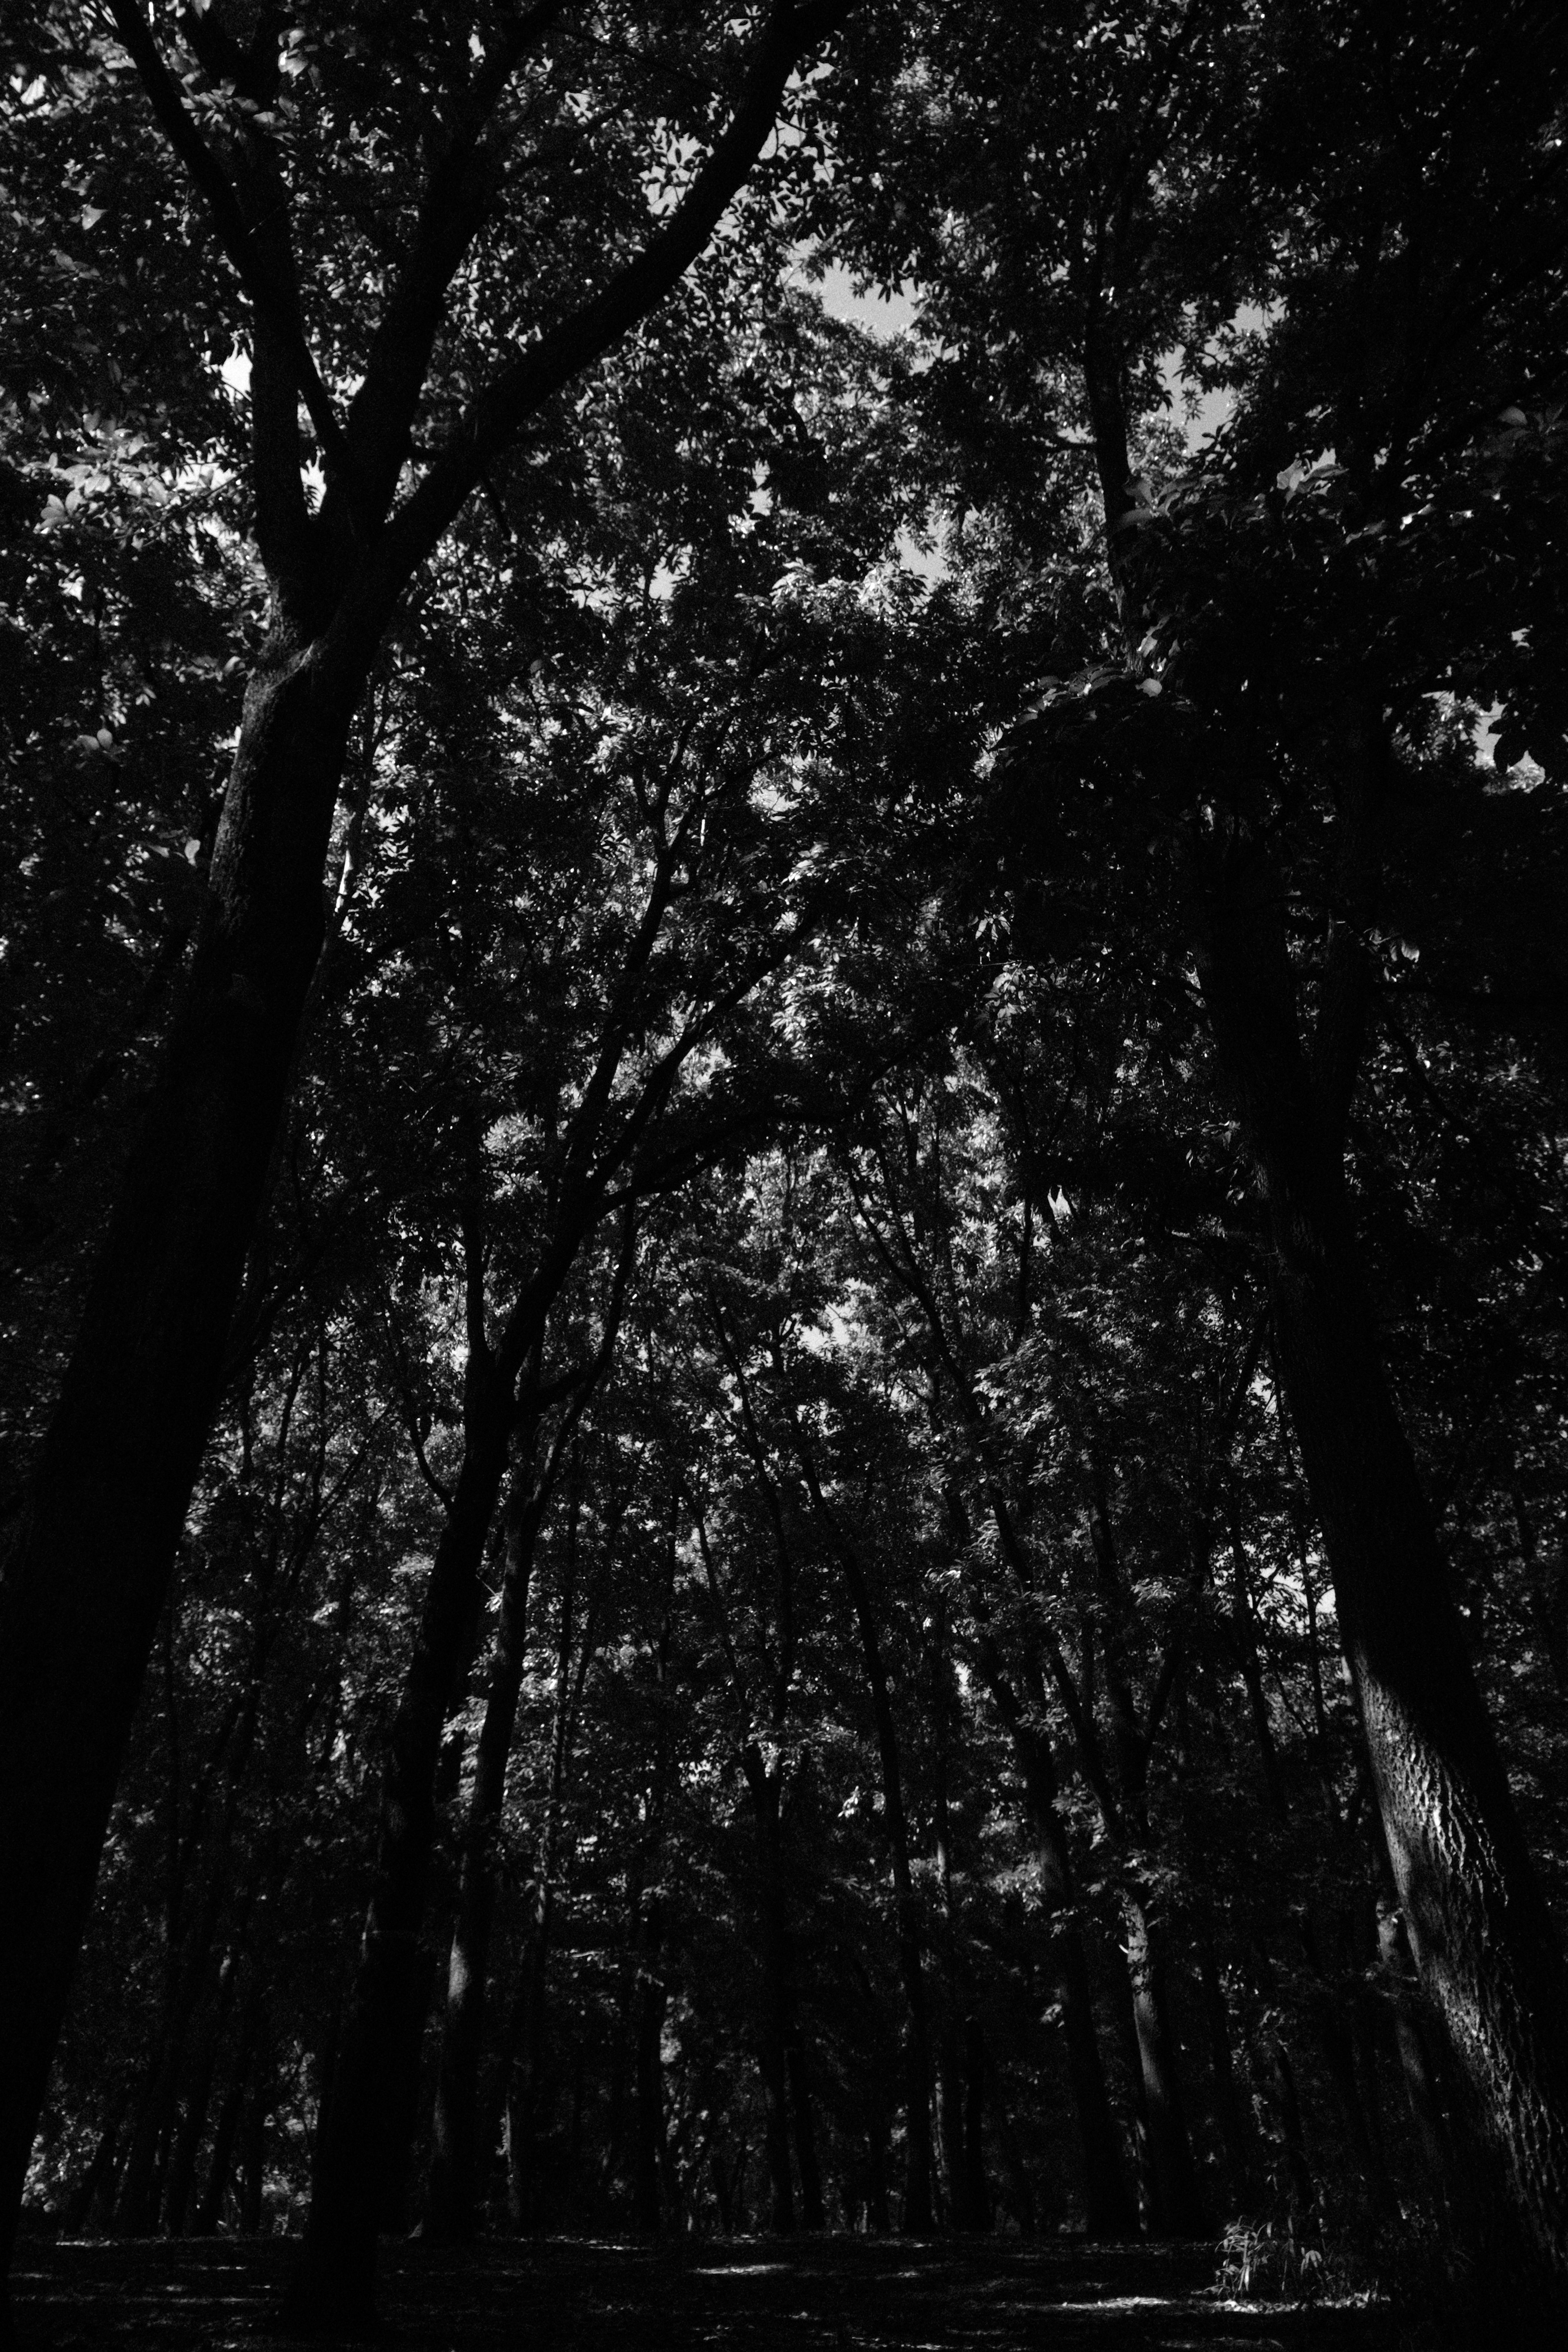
753, 1819, 797, 2233
805, 1502, 934, 2234
1121, 1893, 1208, 2238
111, 2040, 182, 2238
285, 1365, 512, 2325
864, 2101, 891, 2234
631, 1896, 668, 2234
991, 2079, 1037, 2237
1298, 1909, 1383, 2209
425, 1461, 544, 2242
1196, 1940, 1258, 2205
786, 2027, 826, 2230
193, 2074, 245, 2237
960, 2017, 991, 2232
978, 1655, 1135, 2235
162, 1994, 229, 2235
1194, 844, 1568, 2291
62, 2093, 129, 2237
239, 2063, 270, 2236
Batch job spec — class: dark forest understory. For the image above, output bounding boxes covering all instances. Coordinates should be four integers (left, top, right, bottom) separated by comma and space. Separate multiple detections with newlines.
10, 2238, 1397, 2352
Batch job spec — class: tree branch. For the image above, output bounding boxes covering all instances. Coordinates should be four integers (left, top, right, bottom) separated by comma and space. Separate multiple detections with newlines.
107, 1, 353, 498
368, 0, 854, 594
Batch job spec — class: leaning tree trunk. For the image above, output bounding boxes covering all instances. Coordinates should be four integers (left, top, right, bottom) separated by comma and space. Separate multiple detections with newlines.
1195, 840, 1568, 2293
0, 635, 359, 2282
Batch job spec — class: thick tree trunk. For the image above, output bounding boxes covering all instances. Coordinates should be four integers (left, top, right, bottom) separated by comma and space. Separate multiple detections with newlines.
0, 637, 356, 2287
284, 1368, 512, 2327
425, 1466, 543, 2242
1195, 844, 1568, 2292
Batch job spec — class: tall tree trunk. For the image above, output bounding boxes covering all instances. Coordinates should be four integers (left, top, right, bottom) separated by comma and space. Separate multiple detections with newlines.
504, 1518, 597, 2239
0, 637, 359, 2287
238, 2062, 270, 2236
1194, 842, 1568, 2291
786, 2027, 826, 2230
284, 1361, 513, 2326
193, 2074, 245, 2238
1121, 1893, 1208, 2238
788, 1443, 934, 2234
62, 2094, 129, 2237
631, 1896, 668, 2234
976, 1650, 1136, 2236
748, 1775, 797, 2234
1196, 1940, 1259, 2206
1298, 1909, 1384, 2212
960, 2017, 992, 2232
424, 1460, 544, 2242
162, 1951, 239, 2234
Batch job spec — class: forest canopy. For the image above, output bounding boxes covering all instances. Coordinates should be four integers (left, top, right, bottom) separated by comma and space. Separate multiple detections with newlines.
2, 1, 1567, 2341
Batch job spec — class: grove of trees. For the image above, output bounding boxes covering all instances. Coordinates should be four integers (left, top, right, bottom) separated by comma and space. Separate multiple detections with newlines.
3, 0, 1566, 2340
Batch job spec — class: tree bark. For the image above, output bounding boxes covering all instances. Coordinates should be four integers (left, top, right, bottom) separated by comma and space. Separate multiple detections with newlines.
1376, 1894, 1449, 2189
1195, 839, 1568, 2292
0, 643, 359, 2288
0, 9, 846, 2311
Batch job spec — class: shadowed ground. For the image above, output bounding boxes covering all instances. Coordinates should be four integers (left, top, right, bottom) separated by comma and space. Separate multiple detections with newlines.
9, 2236, 1403, 2350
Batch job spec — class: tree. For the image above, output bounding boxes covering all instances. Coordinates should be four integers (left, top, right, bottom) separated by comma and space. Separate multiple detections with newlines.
0, 0, 858, 2314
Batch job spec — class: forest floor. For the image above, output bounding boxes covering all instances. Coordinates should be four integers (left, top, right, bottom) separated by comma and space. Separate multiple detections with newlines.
8, 2235, 1413, 2352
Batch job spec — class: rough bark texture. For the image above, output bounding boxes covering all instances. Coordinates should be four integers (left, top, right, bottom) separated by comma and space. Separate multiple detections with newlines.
1195, 838, 1568, 2292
